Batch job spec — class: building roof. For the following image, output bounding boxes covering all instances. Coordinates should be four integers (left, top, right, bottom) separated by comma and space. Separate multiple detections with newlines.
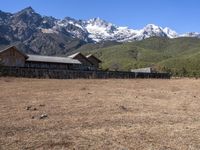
68, 52, 82, 58
0, 46, 84, 65
0, 46, 16, 53
86, 54, 102, 63
131, 67, 154, 73
0, 46, 28, 59
26, 55, 81, 64
68, 52, 94, 65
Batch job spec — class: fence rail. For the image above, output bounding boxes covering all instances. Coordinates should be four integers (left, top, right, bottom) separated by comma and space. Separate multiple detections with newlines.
0, 66, 171, 79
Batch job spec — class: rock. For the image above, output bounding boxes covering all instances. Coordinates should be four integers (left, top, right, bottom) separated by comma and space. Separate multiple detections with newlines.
119, 105, 128, 111
39, 104, 45, 107
26, 106, 38, 111
26, 106, 32, 110
80, 87, 87, 90
39, 114, 48, 119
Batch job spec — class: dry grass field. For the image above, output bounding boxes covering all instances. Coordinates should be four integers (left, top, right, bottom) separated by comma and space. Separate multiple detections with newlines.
1, 78, 200, 150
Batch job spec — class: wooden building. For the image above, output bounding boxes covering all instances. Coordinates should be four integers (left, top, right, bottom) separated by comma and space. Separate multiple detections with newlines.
86, 54, 102, 69
131, 67, 157, 73
68, 52, 92, 66
69, 52, 97, 70
0, 46, 81, 70
0, 46, 28, 67
25, 55, 81, 70
0, 46, 102, 71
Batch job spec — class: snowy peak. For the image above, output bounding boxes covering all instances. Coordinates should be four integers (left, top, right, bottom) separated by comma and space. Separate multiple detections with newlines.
84, 18, 117, 42
86, 17, 117, 34
141, 24, 166, 38
143, 24, 162, 31
163, 27, 178, 38
87, 18, 115, 28
180, 32, 200, 38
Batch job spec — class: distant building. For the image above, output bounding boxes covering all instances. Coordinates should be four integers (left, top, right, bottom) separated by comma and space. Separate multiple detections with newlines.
68, 52, 102, 70
131, 67, 157, 73
25, 54, 81, 70
0, 46, 102, 71
86, 54, 102, 69
68, 52, 93, 70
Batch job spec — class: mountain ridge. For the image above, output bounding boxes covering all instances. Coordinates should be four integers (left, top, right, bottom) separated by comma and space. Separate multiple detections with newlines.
0, 7, 199, 48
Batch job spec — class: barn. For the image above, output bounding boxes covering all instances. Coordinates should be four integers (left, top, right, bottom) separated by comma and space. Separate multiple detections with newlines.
131, 67, 157, 73
0, 46, 101, 71
69, 52, 101, 70
25, 55, 81, 70
0, 46, 28, 67
86, 54, 102, 69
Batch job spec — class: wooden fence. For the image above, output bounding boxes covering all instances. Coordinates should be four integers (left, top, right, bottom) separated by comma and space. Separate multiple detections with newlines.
0, 66, 171, 79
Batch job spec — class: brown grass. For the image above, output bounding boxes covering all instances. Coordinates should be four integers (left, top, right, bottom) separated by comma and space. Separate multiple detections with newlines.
1, 77, 200, 150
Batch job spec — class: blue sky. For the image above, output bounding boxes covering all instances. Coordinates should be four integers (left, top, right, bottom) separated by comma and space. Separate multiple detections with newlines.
0, 0, 199, 33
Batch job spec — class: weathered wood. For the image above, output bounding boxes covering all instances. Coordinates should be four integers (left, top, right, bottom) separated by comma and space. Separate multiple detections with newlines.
0, 66, 171, 79
0, 47, 26, 67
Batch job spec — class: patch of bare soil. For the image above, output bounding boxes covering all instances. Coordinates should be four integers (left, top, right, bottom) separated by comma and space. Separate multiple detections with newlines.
1, 78, 200, 150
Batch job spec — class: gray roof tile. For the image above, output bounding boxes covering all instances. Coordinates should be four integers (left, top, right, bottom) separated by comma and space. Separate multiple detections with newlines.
68, 52, 81, 58
26, 55, 81, 64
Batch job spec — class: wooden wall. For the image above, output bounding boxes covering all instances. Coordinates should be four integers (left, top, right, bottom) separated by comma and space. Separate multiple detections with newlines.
0, 66, 171, 79
87, 56, 100, 68
25, 61, 82, 70
73, 54, 92, 66
0, 47, 26, 67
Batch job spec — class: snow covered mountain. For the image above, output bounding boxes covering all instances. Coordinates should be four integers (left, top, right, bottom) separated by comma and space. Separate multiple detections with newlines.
180, 32, 200, 38
51, 17, 194, 42
50, 17, 179, 42
0, 7, 200, 55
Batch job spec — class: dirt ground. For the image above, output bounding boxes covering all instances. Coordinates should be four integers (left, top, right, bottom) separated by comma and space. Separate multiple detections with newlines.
1, 78, 200, 150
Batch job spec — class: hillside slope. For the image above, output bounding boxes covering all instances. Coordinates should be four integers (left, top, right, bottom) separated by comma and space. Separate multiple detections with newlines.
77, 37, 200, 76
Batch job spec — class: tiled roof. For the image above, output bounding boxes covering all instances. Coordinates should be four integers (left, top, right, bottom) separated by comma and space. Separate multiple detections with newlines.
68, 52, 82, 58
26, 55, 81, 64
86, 54, 102, 63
